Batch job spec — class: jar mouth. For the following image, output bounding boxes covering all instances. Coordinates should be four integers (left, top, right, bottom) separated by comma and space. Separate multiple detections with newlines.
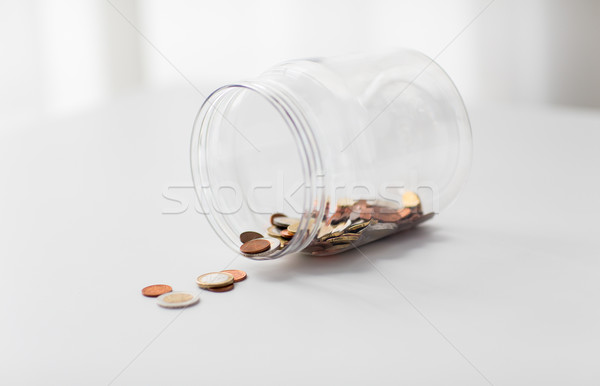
191, 82, 326, 258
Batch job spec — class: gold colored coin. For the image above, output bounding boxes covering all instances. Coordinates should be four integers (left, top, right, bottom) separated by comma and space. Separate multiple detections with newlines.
329, 234, 361, 244
317, 224, 334, 239
287, 221, 300, 234
336, 198, 355, 207
402, 191, 421, 208
346, 220, 371, 233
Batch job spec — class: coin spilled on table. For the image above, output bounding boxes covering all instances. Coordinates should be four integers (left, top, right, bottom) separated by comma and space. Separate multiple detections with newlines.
142, 269, 248, 308
141, 284, 173, 297
157, 291, 200, 309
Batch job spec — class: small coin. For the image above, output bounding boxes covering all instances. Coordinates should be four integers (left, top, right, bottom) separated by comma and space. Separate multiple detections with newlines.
270, 213, 286, 225
287, 221, 300, 234
141, 284, 172, 297
402, 191, 421, 208
346, 220, 371, 233
241, 237, 281, 259
196, 272, 235, 288
273, 216, 298, 228
337, 198, 355, 207
267, 225, 282, 237
206, 284, 235, 293
398, 207, 412, 219
221, 269, 247, 282
240, 238, 271, 254
157, 291, 200, 309
240, 231, 263, 243
374, 212, 401, 223
280, 229, 294, 239
359, 210, 373, 221
317, 224, 334, 239
330, 234, 361, 244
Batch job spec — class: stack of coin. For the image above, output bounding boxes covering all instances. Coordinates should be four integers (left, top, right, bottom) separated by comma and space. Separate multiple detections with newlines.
196, 269, 247, 292
238, 191, 434, 257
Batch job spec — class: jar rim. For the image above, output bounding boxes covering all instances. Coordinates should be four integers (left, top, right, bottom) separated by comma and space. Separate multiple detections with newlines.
191, 81, 327, 258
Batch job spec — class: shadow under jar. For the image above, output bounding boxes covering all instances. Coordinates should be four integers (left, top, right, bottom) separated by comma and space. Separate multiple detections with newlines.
191, 50, 472, 259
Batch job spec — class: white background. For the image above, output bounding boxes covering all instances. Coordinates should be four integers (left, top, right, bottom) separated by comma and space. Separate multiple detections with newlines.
1, 1, 600, 385
2, 0, 600, 128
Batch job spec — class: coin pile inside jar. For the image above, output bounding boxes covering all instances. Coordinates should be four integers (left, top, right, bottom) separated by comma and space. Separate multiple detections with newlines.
239, 191, 434, 257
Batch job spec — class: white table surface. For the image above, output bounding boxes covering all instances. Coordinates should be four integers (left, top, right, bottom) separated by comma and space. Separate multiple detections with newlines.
2, 88, 600, 385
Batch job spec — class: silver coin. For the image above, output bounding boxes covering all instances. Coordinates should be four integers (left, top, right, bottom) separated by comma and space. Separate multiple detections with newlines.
267, 225, 282, 237
272, 216, 299, 228
196, 272, 235, 288
157, 291, 200, 309
369, 222, 398, 231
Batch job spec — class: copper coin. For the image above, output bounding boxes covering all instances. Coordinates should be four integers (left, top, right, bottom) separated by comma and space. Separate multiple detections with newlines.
280, 229, 294, 239
206, 284, 234, 293
270, 213, 286, 225
141, 284, 172, 297
359, 211, 372, 221
240, 238, 271, 254
398, 207, 412, 219
240, 231, 263, 243
374, 212, 401, 223
221, 269, 247, 282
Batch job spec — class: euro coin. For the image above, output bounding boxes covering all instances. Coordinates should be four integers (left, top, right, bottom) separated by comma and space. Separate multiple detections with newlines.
272, 216, 298, 228
157, 291, 199, 309
196, 272, 235, 288
221, 269, 247, 282
270, 213, 286, 225
402, 191, 421, 208
280, 229, 294, 239
267, 225, 282, 237
240, 238, 271, 254
287, 221, 300, 234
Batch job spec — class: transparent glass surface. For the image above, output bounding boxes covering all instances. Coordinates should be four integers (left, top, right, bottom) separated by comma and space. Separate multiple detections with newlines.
191, 50, 472, 258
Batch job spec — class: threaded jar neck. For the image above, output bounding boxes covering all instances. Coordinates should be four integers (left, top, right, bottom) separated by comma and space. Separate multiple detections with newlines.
191, 80, 327, 257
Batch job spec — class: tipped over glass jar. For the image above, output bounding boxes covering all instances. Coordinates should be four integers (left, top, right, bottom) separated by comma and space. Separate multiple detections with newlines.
191, 50, 472, 259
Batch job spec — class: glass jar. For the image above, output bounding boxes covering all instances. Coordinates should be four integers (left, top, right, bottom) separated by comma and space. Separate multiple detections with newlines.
191, 50, 472, 259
